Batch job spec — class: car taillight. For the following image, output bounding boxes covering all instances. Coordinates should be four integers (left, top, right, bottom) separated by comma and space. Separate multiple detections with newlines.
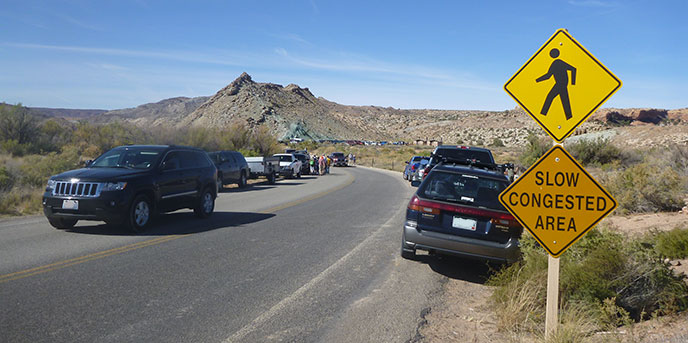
408, 195, 440, 214
408, 195, 521, 227
422, 166, 432, 179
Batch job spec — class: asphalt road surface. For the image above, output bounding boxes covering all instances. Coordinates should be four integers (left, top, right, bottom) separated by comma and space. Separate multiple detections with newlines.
0, 166, 446, 343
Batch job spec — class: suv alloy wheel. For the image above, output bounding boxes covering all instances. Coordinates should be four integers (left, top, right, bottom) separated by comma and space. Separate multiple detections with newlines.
128, 194, 151, 233
194, 188, 215, 218
237, 172, 247, 188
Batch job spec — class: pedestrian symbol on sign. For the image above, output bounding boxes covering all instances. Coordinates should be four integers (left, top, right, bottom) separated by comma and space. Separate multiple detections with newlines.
536, 48, 576, 120
503, 29, 622, 142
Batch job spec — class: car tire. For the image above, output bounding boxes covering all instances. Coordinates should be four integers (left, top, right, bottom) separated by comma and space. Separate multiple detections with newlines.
217, 174, 223, 193
268, 172, 276, 185
194, 188, 215, 218
48, 218, 78, 230
127, 194, 152, 233
237, 172, 247, 188
296, 171, 301, 179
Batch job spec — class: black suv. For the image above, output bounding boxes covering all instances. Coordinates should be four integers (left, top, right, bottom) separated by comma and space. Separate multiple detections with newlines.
402, 158, 521, 263
422, 145, 495, 180
208, 150, 250, 191
43, 145, 217, 232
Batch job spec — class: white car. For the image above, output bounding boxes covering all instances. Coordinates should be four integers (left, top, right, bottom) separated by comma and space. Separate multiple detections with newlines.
272, 153, 303, 178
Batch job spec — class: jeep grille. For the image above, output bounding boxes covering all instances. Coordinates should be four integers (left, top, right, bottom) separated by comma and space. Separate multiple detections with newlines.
53, 181, 102, 197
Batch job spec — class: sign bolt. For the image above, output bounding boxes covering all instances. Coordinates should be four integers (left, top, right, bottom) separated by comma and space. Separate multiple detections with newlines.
555, 157, 560, 162
558, 125, 562, 129
553, 241, 557, 244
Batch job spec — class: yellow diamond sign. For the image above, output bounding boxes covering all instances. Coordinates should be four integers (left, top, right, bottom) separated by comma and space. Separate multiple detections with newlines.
499, 146, 617, 257
504, 29, 622, 142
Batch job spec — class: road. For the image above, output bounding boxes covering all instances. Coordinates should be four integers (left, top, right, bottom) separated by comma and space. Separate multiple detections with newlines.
0, 166, 445, 342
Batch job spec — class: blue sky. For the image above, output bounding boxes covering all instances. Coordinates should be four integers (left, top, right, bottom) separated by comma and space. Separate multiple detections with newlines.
1, 0, 686, 111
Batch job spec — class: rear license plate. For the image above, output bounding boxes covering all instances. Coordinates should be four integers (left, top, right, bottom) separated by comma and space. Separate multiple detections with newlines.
452, 216, 477, 231
62, 200, 79, 210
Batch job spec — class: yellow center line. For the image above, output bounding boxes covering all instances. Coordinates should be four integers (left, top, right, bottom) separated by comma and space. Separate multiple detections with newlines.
0, 169, 357, 284
0, 235, 186, 284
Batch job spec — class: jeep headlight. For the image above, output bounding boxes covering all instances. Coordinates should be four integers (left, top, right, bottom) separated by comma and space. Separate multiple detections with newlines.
46, 179, 56, 192
102, 182, 128, 191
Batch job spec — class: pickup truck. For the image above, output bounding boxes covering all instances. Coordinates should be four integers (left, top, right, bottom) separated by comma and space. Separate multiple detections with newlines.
245, 156, 279, 184
272, 153, 303, 178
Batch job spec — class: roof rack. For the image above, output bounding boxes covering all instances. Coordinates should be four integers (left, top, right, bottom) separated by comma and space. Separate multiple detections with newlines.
437, 156, 515, 178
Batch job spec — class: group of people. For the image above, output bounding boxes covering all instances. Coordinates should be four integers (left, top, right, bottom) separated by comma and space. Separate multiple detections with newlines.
310, 154, 331, 175
307, 153, 357, 175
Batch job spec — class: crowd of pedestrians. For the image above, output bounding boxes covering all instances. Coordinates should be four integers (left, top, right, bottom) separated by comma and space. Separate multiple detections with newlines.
308, 153, 356, 175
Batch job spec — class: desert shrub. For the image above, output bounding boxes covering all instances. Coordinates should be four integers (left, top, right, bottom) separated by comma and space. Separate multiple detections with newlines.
0, 186, 43, 215
0, 104, 40, 156
251, 126, 279, 156
488, 227, 688, 337
652, 227, 688, 259
491, 138, 505, 147
0, 166, 16, 190
604, 163, 685, 213
566, 138, 624, 166
519, 133, 550, 167
19, 147, 81, 187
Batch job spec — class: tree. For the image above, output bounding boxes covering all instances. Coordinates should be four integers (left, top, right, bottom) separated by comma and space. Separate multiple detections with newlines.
0, 103, 39, 145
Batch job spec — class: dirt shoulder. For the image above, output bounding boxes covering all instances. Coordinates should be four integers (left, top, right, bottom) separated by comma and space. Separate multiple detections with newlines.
418, 212, 688, 343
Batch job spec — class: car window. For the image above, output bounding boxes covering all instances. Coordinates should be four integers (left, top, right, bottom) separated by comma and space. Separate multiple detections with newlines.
434, 148, 494, 164
91, 148, 161, 169
420, 171, 507, 210
278, 155, 292, 162
162, 151, 182, 171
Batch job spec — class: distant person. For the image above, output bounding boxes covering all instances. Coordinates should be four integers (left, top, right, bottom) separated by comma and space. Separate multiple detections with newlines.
352, 154, 356, 165
319, 155, 326, 176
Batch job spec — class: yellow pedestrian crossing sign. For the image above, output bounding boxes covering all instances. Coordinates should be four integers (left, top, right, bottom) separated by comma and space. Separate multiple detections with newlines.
504, 29, 622, 142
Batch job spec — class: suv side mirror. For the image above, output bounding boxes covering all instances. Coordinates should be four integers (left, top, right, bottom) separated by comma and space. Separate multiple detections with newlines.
84, 159, 93, 167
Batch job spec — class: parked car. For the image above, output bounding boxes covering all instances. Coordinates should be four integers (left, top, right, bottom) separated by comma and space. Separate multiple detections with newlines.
273, 153, 303, 178
401, 157, 522, 263
330, 152, 348, 166
293, 153, 311, 175
208, 150, 250, 192
410, 158, 430, 185
422, 145, 495, 180
43, 145, 217, 232
245, 156, 279, 184
403, 156, 425, 180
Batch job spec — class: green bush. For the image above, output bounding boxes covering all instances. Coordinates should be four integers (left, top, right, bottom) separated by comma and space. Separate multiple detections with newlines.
19, 147, 81, 187
491, 138, 505, 147
652, 228, 688, 259
566, 138, 624, 166
488, 227, 688, 337
605, 163, 685, 213
519, 133, 550, 167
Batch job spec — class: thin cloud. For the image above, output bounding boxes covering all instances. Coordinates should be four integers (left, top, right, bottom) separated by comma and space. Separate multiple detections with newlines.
274, 47, 495, 91
568, 0, 618, 8
3, 42, 248, 67
57, 14, 103, 31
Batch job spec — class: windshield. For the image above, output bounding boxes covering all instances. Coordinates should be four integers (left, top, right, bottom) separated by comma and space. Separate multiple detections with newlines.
433, 148, 494, 164
277, 155, 292, 162
91, 147, 163, 169
419, 171, 507, 210
294, 154, 307, 162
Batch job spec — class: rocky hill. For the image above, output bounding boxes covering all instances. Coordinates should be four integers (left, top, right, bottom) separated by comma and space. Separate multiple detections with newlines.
92, 96, 210, 126
24, 72, 688, 147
